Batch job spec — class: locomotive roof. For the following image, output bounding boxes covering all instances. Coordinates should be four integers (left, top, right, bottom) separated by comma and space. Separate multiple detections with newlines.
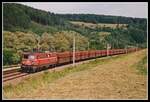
22, 52, 56, 55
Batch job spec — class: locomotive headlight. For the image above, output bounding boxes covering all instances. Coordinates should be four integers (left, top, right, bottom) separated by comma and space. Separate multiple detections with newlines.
31, 61, 36, 65
31, 61, 35, 65
31, 60, 38, 65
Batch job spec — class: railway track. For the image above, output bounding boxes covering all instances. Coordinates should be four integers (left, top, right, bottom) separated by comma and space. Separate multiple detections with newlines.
2, 57, 104, 83
3, 68, 21, 75
2, 59, 93, 83
3, 69, 29, 82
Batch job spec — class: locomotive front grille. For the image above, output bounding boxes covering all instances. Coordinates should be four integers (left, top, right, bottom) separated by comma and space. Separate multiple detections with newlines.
21, 64, 38, 72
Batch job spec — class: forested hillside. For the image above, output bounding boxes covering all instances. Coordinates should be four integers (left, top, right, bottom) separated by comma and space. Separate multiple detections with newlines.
3, 3, 147, 65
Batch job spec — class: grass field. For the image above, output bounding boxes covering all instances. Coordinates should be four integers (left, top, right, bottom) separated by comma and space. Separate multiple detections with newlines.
70, 21, 128, 29
3, 49, 147, 99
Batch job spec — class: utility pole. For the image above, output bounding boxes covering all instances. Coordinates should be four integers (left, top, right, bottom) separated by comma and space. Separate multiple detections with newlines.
88, 41, 90, 50
107, 43, 110, 56
125, 46, 127, 54
136, 44, 138, 51
37, 37, 40, 52
73, 33, 75, 67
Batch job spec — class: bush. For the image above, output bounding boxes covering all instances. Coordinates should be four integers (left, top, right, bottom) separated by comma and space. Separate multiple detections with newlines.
136, 55, 147, 75
3, 49, 13, 65
3, 49, 20, 66
12, 53, 21, 64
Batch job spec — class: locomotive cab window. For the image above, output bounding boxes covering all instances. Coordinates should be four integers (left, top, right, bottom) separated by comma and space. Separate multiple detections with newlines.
28, 55, 35, 60
23, 54, 29, 59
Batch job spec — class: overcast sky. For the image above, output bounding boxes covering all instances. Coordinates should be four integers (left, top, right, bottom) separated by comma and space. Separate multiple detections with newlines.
16, 2, 148, 18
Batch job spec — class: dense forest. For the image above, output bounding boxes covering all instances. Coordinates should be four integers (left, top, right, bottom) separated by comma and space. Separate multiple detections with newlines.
3, 3, 147, 65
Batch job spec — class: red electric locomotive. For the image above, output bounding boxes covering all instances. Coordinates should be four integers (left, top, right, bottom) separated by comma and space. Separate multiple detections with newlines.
21, 52, 57, 72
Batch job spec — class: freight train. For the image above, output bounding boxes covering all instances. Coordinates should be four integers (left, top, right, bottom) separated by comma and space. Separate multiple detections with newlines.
21, 48, 138, 73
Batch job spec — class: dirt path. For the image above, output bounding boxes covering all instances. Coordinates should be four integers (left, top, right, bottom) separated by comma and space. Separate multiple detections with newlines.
13, 50, 148, 99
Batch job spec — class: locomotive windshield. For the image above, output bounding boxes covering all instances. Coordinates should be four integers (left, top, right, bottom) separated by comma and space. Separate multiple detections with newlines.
22, 53, 35, 60
28, 55, 35, 60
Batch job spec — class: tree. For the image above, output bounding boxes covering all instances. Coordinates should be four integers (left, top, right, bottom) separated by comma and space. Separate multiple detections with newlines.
53, 32, 70, 52
40, 32, 56, 51
3, 3, 31, 30
3, 31, 18, 50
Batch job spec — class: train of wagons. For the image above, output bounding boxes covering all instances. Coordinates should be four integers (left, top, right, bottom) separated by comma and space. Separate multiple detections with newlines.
21, 48, 139, 73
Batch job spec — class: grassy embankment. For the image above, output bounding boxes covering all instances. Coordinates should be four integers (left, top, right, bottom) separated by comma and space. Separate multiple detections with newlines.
135, 52, 147, 75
